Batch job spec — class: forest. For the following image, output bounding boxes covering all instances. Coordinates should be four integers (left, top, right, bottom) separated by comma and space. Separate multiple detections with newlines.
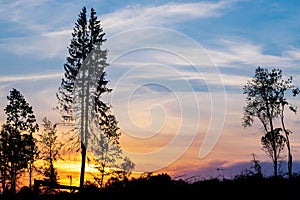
1, 5, 300, 200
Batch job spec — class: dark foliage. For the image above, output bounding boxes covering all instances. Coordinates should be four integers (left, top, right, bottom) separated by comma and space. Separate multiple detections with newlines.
0, 88, 39, 193
1, 173, 299, 200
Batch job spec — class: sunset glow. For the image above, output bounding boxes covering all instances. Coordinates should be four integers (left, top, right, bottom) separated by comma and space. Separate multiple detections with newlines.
1, 0, 300, 191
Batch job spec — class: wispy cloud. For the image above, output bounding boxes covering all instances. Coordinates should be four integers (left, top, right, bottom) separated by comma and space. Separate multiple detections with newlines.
0, 0, 235, 60
0, 72, 63, 125
1, 0, 53, 32
0, 0, 79, 59
0, 0, 80, 31
207, 38, 300, 68
0, 31, 70, 59
283, 48, 300, 61
0, 72, 62, 83
102, 1, 235, 35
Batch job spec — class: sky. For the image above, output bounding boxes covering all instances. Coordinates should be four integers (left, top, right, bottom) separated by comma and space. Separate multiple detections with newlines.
1, 0, 300, 185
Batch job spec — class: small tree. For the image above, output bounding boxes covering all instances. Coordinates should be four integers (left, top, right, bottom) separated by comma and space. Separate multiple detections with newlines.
37, 117, 63, 192
242, 66, 298, 177
119, 157, 135, 181
90, 133, 123, 188
249, 153, 262, 177
0, 88, 39, 193
261, 128, 286, 174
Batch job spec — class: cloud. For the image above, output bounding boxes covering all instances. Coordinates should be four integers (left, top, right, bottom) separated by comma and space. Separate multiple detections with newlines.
207, 38, 300, 68
2, 0, 300, 71
0, 73, 63, 126
0, 0, 81, 31
0, 72, 62, 83
0, 0, 80, 59
11, 30, 70, 59
283, 48, 300, 61
103, 27, 300, 96
101, 1, 235, 35
0, 0, 75, 59
1, 0, 54, 32
0, 0, 235, 60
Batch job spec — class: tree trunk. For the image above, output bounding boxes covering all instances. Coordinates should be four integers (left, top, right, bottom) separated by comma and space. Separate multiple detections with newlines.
79, 65, 87, 190
79, 142, 86, 189
265, 100, 277, 178
273, 158, 277, 177
29, 161, 32, 188
11, 165, 16, 194
284, 132, 292, 178
281, 105, 293, 179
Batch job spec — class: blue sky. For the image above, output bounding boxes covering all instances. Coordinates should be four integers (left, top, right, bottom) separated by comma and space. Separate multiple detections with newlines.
1, 0, 300, 178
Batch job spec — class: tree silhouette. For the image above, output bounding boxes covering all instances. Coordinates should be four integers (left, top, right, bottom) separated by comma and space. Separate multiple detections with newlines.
37, 117, 63, 193
119, 156, 135, 181
90, 133, 122, 188
250, 153, 262, 177
277, 77, 299, 178
261, 128, 286, 171
0, 128, 9, 192
56, 7, 114, 189
242, 66, 298, 177
0, 88, 39, 193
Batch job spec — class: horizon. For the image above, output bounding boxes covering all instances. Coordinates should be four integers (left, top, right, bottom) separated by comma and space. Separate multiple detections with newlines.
1, 0, 300, 188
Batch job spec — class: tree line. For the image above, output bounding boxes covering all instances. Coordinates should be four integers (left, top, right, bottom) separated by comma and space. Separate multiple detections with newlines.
0, 88, 64, 193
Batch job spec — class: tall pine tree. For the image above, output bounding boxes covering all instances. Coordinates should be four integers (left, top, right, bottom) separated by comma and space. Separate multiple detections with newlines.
56, 7, 119, 189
